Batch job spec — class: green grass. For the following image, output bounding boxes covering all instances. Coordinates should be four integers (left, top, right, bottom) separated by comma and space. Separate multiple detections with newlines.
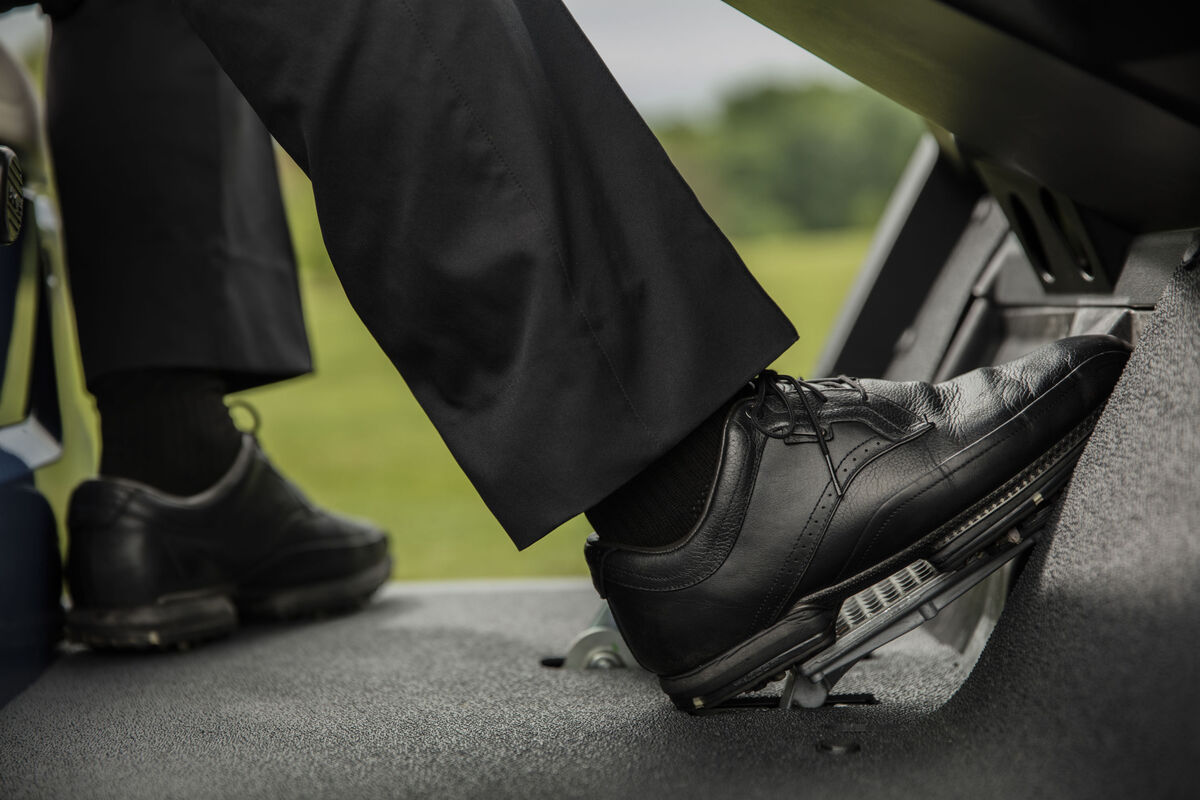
37, 159, 873, 580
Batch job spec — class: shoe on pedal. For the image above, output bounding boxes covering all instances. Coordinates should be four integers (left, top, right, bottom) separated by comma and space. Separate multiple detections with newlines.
584, 335, 1130, 711
65, 434, 391, 649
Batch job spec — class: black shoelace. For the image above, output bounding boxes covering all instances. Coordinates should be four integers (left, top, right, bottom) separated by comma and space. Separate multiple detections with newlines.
747, 369, 868, 497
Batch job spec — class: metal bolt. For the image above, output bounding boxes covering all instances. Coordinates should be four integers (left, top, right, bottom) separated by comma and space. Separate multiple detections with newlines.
585, 651, 622, 670
1182, 233, 1200, 271
1006, 530, 1022, 545
971, 198, 992, 223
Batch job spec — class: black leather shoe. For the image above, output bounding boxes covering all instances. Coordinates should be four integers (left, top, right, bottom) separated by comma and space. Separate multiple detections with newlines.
585, 335, 1130, 710
65, 435, 391, 649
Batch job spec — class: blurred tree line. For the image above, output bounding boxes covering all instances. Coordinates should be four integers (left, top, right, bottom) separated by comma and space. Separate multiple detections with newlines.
654, 83, 925, 237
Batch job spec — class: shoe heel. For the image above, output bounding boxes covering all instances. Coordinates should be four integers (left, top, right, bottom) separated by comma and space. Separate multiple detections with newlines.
660, 605, 836, 712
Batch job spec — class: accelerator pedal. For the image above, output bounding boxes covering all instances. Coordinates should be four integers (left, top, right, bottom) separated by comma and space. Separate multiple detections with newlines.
776, 528, 1040, 709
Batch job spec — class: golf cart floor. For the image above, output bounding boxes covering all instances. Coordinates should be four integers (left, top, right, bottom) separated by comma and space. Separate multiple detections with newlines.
4, 269, 1200, 798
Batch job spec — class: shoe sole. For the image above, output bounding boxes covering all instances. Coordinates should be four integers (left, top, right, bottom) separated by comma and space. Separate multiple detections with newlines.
65, 557, 392, 651
660, 407, 1102, 711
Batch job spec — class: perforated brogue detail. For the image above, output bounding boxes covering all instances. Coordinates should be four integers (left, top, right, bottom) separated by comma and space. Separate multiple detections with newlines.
750, 432, 912, 629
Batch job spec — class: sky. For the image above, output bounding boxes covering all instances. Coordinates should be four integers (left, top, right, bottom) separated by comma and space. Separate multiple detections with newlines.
561, 0, 849, 116
0, 0, 847, 118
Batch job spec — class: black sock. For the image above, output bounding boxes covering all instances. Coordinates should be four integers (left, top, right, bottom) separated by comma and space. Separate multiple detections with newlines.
586, 405, 730, 547
91, 369, 243, 496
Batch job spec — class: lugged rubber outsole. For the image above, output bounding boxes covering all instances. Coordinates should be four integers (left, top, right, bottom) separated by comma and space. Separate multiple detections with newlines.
662, 408, 1102, 712
66, 557, 392, 651
66, 594, 238, 651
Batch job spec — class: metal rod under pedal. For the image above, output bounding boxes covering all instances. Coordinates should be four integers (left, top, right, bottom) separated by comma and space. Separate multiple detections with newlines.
779, 667, 828, 709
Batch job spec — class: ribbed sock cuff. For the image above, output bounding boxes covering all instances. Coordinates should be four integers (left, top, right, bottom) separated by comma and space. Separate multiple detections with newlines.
91, 369, 242, 496
585, 404, 730, 548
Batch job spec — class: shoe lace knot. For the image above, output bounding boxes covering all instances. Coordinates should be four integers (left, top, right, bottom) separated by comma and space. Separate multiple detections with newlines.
747, 370, 868, 497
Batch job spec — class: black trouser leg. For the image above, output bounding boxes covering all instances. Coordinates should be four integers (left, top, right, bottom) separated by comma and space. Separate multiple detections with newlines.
46, 0, 312, 392
174, 0, 798, 546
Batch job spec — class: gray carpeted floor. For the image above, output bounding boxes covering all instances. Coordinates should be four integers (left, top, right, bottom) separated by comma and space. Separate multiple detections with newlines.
0, 578, 973, 800
4, 269, 1200, 799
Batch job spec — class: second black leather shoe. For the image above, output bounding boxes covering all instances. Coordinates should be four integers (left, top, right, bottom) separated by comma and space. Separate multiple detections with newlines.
65, 435, 391, 649
585, 335, 1130, 710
